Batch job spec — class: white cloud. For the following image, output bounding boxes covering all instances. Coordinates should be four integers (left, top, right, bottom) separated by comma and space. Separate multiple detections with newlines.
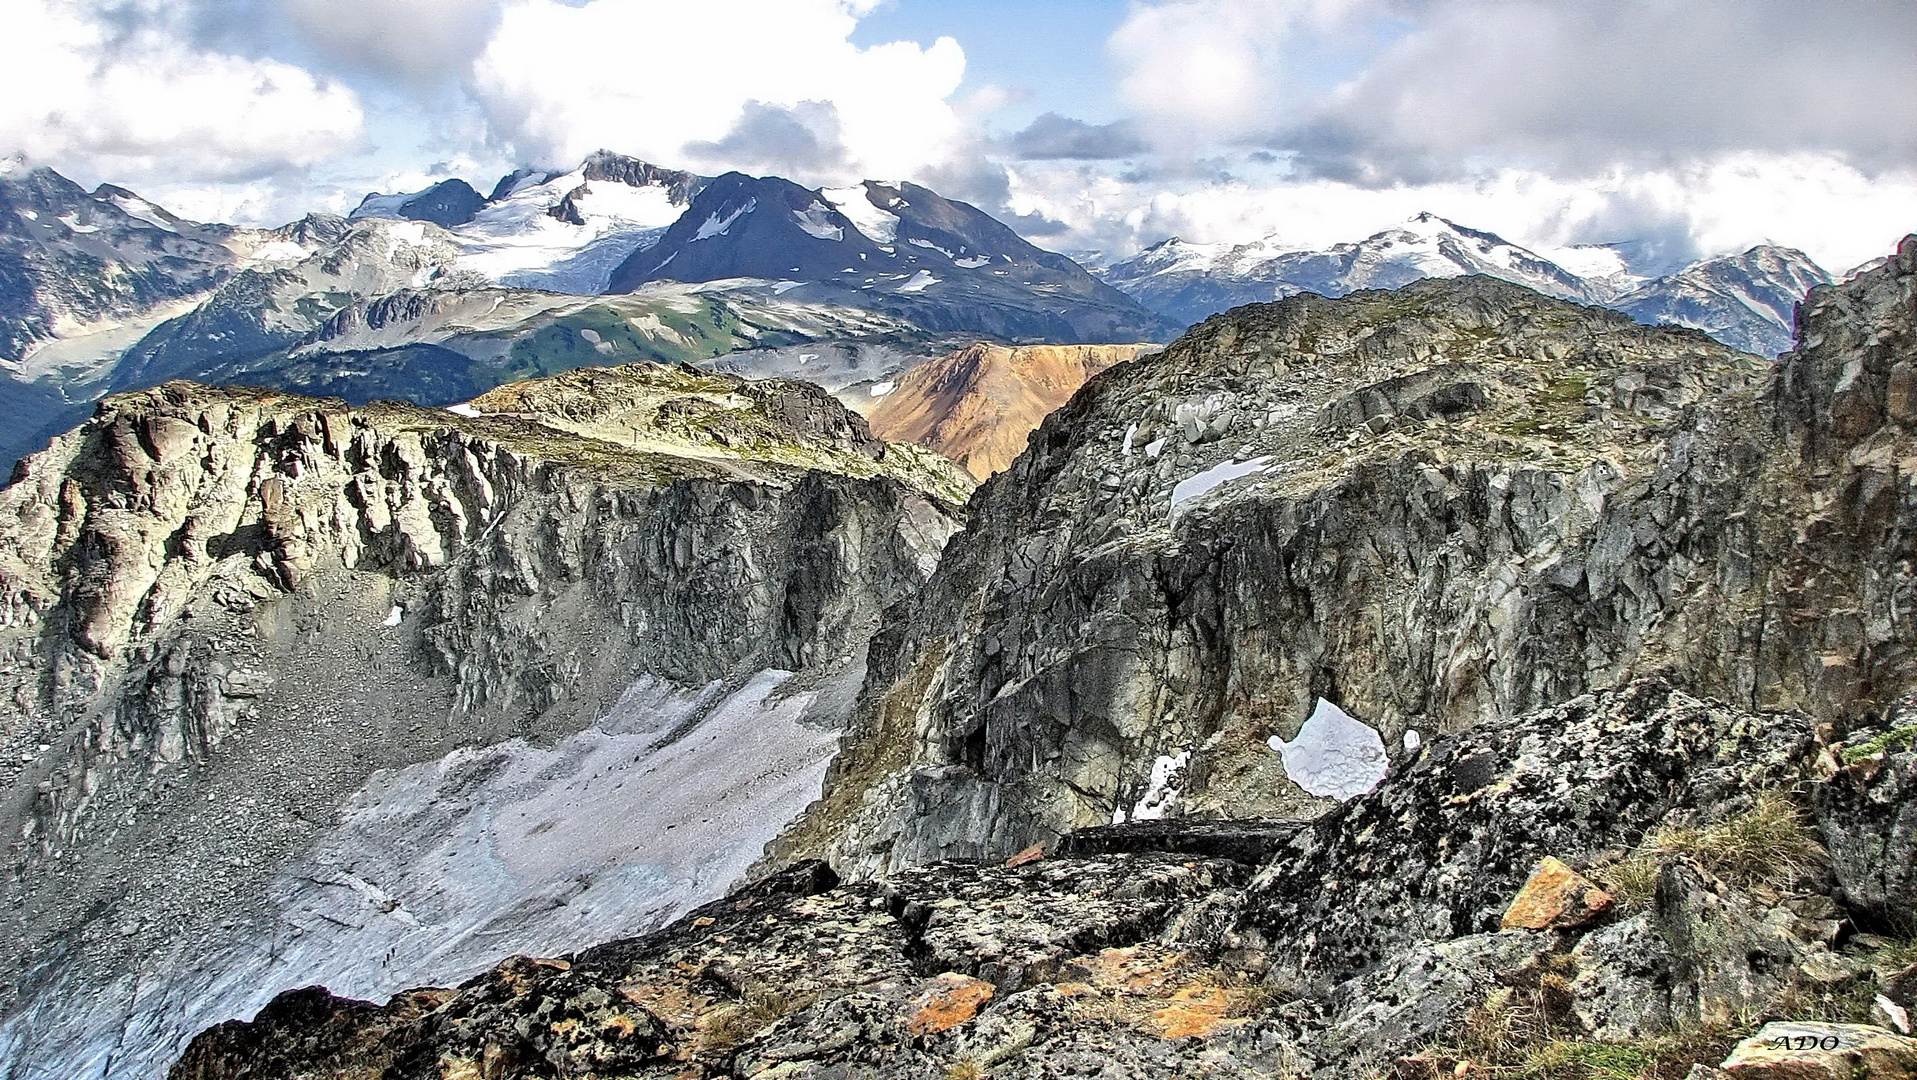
281, 0, 503, 85
1008, 155, 1917, 275
0, 0, 364, 183
1072, 0, 1917, 271
1108, 0, 1917, 178
470, 0, 968, 183
1108, 0, 1371, 151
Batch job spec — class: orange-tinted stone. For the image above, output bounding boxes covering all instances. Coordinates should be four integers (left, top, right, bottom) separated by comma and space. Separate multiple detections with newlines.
907, 973, 995, 1036
1500, 856, 1615, 930
1006, 843, 1046, 867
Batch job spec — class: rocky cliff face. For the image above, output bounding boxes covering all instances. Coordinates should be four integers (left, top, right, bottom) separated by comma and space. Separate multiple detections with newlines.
0, 364, 969, 1077
137, 237, 1917, 1080
781, 239, 1917, 877
862, 343, 1155, 479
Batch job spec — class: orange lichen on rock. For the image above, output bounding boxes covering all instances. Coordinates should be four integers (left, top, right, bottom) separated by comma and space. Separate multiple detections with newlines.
908, 973, 996, 1036
1500, 856, 1615, 930
1144, 986, 1246, 1040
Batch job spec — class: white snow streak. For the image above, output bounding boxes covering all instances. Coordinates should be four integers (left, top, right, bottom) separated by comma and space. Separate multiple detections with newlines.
1169, 456, 1272, 515
1130, 750, 1190, 820
694, 198, 757, 241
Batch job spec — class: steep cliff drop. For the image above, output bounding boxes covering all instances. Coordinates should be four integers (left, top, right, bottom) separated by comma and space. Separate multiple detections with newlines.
0, 364, 971, 1077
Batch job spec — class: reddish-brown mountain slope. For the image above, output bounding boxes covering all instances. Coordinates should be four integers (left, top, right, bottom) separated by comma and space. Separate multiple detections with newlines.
863, 342, 1153, 478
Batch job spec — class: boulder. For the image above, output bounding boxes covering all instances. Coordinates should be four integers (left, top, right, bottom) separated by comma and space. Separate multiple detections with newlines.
1814, 751, 1917, 934
1720, 1022, 1917, 1080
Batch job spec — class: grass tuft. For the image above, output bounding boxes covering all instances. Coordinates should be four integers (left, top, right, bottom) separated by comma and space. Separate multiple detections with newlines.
696, 986, 806, 1050
1593, 792, 1826, 906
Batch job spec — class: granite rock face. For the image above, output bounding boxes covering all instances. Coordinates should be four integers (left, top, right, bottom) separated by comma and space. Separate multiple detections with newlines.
0, 364, 968, 1077
1233, 681, 1814, 982
783, 238, 1917, 878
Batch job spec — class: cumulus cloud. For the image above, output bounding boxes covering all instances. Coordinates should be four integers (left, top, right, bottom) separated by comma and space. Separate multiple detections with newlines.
280, 0, 502, 85
1006, 114, 1145, 161
1109, 0, 1917, 179
685, 101, 848, 178
470, 0, 968, 182
0, 0, 364, 183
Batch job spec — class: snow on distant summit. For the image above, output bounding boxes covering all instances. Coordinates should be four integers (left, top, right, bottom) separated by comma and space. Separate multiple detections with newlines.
1101, 214, 1600, 328
1099, 215, 1831, 356
1613, 245, 1830, 356
349, 151, 706, 294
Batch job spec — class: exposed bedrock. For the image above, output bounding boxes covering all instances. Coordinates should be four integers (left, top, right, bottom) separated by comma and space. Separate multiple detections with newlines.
165, 679, 1910, 1080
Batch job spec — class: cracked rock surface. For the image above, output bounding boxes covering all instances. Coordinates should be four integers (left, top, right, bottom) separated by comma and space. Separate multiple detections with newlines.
166, 680, 1905, 1080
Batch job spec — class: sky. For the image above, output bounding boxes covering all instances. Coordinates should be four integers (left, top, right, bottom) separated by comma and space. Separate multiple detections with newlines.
2, 0, 1914, 274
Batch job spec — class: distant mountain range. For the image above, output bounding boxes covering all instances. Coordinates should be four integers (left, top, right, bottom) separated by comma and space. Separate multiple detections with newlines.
1096, 212, 1833, 358
0, 153, 1175, 471
0, 157, 1853, 477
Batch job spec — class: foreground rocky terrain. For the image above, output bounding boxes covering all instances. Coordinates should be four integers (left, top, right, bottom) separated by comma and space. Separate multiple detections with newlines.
169, 680, 1917, 1079
145, 236, 1917, 1079
14, 229, 1917, 1079
0, 364, 970, 1076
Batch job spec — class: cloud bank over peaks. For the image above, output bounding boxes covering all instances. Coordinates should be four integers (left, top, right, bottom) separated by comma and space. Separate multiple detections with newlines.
471, 0, 969, 186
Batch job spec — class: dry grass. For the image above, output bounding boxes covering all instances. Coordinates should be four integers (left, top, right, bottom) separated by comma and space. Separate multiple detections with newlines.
945, 1057, 986, 1080
695, 986, 807, 1051
1592, 792, 1826, 906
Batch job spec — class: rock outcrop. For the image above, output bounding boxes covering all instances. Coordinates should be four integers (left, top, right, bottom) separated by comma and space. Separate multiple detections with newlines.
780, 238, 1917, 878
164, 680, 1916, 1080
0, 363, 970, 1077
862, 343, 1155, 479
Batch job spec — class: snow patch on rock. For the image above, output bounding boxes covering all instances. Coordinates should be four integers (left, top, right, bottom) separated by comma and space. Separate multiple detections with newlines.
1170, 456, 1273, 516
794, 202, 844, 242
694, 199, 757, 241
1130, 750, 1191, 820
1268, 698, 1389, 801
825, 186, 899, 245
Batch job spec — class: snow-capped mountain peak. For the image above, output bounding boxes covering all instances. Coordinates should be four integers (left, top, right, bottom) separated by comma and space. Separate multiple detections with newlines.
1099, 218, 1835, 356
340, 152, 708, 293
1613, 244, 1831, 355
